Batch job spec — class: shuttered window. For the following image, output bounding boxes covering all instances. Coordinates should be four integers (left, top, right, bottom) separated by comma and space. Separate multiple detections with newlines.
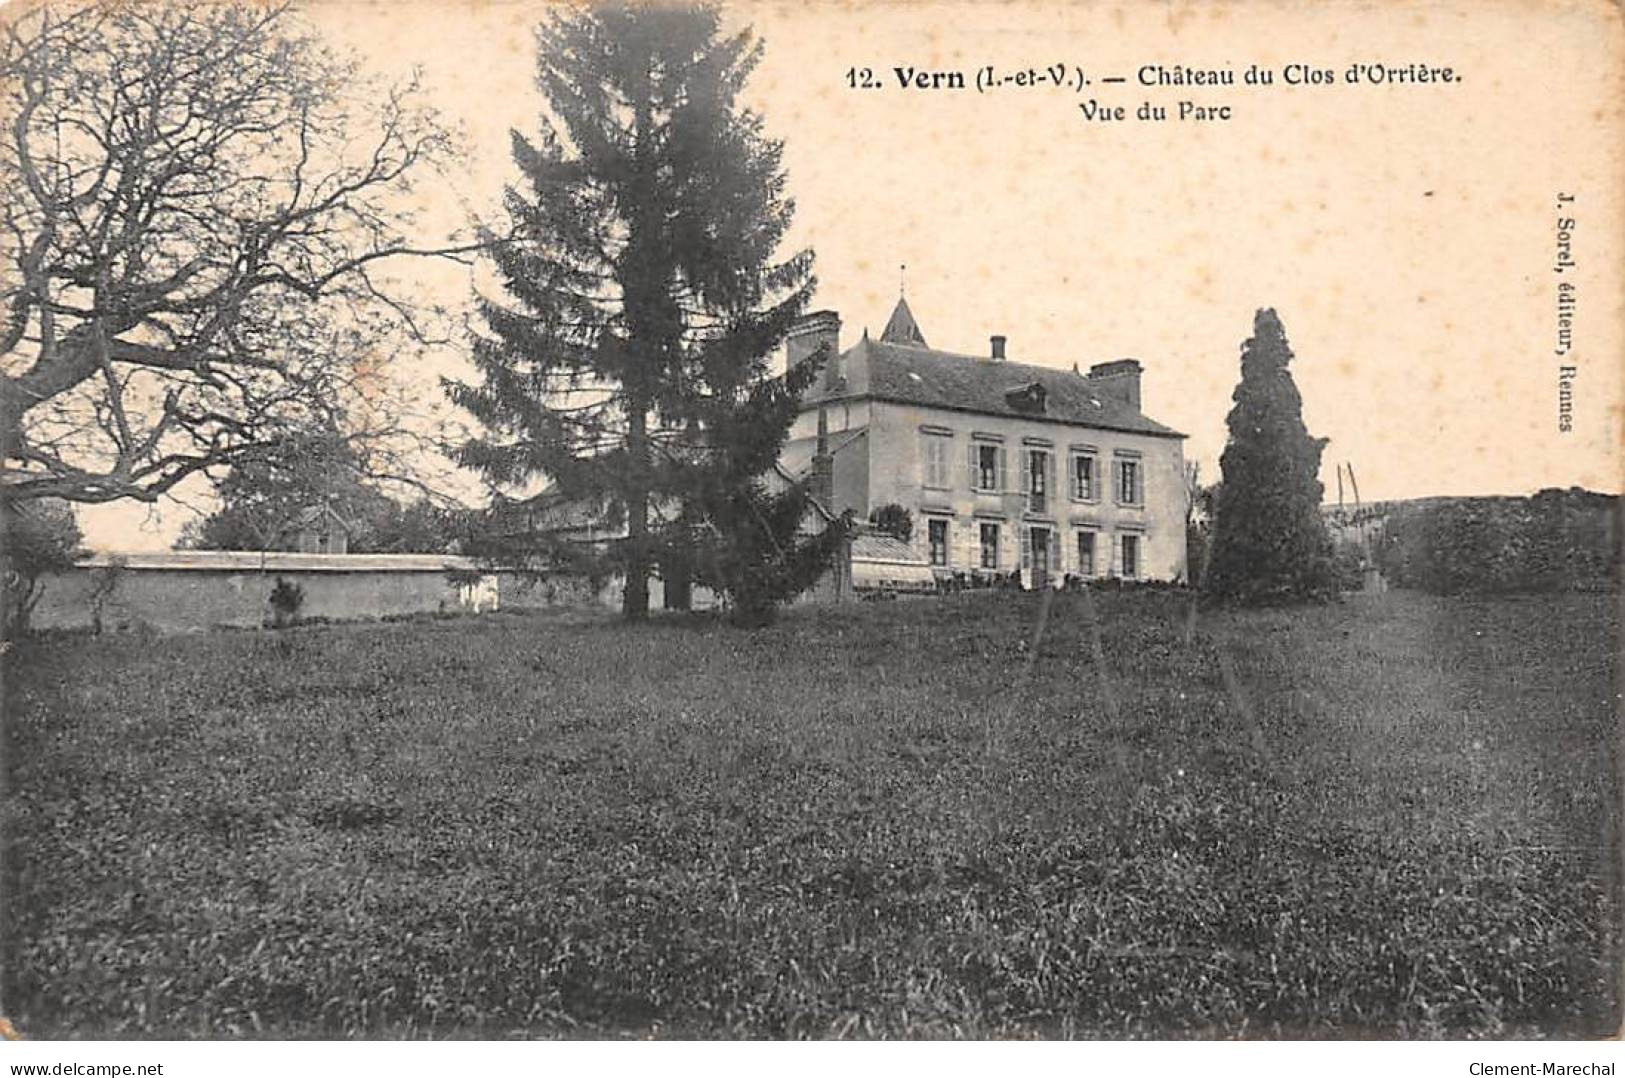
922, 433, 950, 489
1115, 459, 1141, 506
1026, 449, 1057, 514
1072, 453, 1097, 501
927, 518, 949, 566
970, 442, 1006, 493
1027, 449, 1045, 513
979, 523, 1000, 569
1121, 534, 1141, 579
1076, 530, 1096, 577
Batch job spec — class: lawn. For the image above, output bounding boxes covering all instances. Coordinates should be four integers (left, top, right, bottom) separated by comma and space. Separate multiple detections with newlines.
3, 588, 1618, 1038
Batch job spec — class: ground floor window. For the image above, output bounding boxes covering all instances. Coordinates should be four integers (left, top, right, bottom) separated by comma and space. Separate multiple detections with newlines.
979, 522, 1000, 569
1120, 533, 1141, 579
1076, 530, 1096, 577
928, 517, 949, 566
1023, 526, 1053, 582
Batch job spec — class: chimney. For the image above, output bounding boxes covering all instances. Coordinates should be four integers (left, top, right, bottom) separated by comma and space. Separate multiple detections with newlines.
989, 334, 1006, 361
811, 406, 834, 509
1086, 359, 1143, 410
786, 310, 842, 377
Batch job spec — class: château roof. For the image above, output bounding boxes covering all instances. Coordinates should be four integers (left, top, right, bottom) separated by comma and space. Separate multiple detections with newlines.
807, 336, 1184, 438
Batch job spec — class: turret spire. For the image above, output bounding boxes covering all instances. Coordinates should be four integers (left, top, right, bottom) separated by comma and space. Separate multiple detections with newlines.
879, 294, 928, 348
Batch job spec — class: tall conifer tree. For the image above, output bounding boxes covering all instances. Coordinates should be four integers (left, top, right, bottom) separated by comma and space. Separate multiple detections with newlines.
1205, 309, 1337, 604
448, 4, 840, 619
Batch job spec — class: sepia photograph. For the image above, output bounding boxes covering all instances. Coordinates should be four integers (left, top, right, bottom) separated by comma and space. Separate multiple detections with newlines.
0, 0, 1620, 1062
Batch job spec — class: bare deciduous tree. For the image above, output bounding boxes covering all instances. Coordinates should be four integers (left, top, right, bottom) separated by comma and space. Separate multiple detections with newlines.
0, 1, 471, 508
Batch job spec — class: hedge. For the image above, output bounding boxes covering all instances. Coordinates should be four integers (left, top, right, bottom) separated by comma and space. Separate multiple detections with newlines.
1374, 489, 1619, 595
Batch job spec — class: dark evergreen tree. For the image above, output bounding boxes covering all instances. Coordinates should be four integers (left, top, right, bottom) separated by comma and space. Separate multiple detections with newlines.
448, 3, 840, 620
676, 374, 851, 626
1205, 309, 1337, 604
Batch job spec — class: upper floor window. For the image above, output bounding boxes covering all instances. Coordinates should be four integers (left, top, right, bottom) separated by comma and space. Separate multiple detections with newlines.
970, 441, 1005, 493
1027, 449, 1052, 515
927, 517, 949, 566
1072, 452, 1097, 501
922, 432, 951, 489
1115, 458, 1141, 506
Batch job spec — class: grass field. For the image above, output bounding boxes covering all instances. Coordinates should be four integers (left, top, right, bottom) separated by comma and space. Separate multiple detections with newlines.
4, 588, 1618, 1038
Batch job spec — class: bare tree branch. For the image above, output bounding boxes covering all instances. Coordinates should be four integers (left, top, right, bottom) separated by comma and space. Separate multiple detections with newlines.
0, 1, 474, 508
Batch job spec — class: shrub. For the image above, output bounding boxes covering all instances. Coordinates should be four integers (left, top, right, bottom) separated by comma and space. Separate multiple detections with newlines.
1331, 539, 1368, 592
2, 499, 83, 637
267, 577, 305, 628
867, 504, 913, 544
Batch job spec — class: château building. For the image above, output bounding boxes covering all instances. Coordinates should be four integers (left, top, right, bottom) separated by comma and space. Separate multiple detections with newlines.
779, 297, 1188, 586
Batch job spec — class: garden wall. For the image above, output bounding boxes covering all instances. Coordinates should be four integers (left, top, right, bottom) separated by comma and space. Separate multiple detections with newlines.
26, 541, 859, 633
26, 552, 599, 634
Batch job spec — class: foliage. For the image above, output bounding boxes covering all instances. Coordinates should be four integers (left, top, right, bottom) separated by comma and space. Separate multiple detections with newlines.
367, 500, 473, 555
689, 495, 851, 627
1331, 539, 1369, 592
0, 2, 464, 509
1, 498, 82, 635
447, 3, 832, 621
180, 426, 471, 555
8, 591, 1617, 1037
266, 577, 304, 629
1185, 519, 1210, 588
1375, 489, 1620, 595
671, 329, 851, 625
867, 504, 913, 544
178, 429, 390, 552
1205, 310, 1337, 605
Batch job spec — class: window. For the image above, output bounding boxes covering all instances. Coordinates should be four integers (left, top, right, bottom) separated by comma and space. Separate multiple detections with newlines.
1029, 527, 1051, 575
972, 442, 1003, 493
1027, 449, 1050, 514
979, 522, 1000, 569
922, 433, 951, 489
1116, 458, 1141, 505
1076, 530, 1096, 577
1072, 452, 1097, 501
928, 518, 949, 566
1120, 534, 1140, 579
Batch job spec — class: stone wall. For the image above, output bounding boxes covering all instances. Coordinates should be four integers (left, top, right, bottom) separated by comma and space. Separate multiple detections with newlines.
30, 552, 517, 633
25, 546, 865, 634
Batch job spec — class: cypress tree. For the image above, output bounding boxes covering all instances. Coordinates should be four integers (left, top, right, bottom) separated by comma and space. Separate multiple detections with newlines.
449, 3, 840, 620
1205, 309, 1337, 604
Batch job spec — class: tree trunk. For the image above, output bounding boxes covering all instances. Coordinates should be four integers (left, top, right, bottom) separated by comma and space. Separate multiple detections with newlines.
662, 541, 694, 612
0, 549, 25, 639
623, 399, 650, 621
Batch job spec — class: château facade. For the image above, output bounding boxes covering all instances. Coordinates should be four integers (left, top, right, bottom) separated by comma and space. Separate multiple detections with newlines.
779, 298, 1189, 586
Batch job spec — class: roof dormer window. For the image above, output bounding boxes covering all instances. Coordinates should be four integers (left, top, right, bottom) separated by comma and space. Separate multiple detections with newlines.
1004, 381, 1047, 414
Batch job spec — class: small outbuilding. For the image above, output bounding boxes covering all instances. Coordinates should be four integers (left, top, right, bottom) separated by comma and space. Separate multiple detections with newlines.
293, 504, 353, 555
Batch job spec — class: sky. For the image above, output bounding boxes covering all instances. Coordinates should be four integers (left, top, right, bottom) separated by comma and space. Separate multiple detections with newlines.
76, 0, 1625, 551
